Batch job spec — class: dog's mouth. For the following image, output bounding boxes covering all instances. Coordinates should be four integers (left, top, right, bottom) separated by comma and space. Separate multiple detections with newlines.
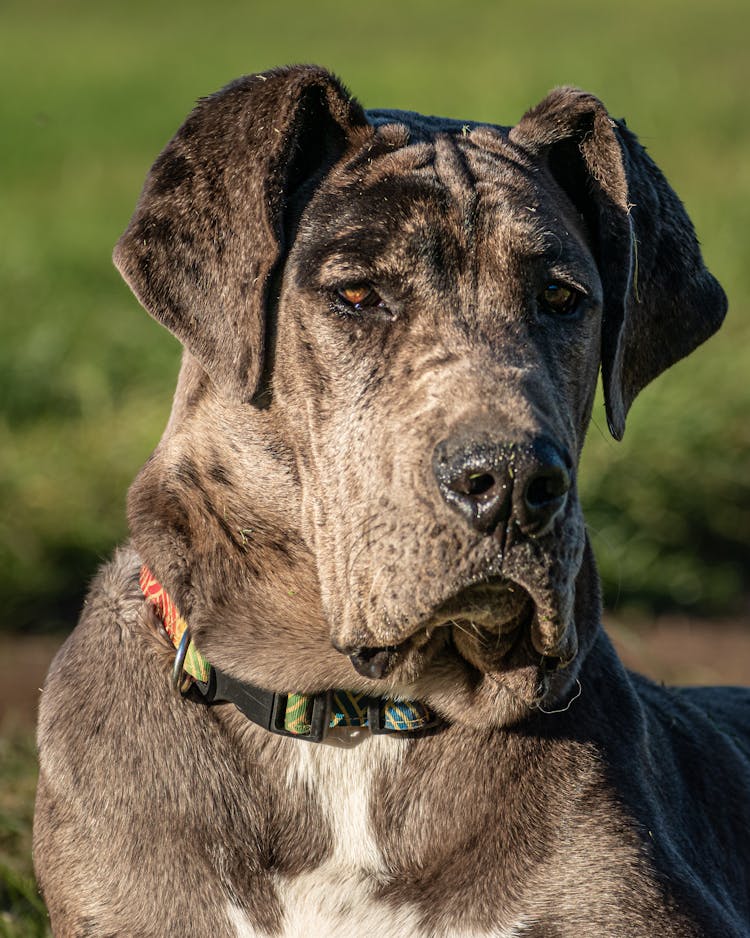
343, 577, 570, 682
335, 491, 587, 702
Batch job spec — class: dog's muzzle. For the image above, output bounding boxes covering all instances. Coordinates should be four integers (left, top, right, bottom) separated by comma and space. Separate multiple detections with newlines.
432, 435, 572, 537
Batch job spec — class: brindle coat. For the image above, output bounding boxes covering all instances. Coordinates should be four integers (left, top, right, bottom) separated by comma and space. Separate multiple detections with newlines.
34, 66, 749, 937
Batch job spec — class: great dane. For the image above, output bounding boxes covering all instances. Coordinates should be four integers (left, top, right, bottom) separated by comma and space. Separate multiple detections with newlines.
34, 66, 749, 937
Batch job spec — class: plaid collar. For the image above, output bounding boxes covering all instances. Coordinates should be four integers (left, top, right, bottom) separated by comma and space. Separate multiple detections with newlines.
140, 565, 440, 743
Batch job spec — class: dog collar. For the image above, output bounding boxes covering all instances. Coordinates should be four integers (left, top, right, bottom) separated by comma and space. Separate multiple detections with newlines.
140, 565, 440, 742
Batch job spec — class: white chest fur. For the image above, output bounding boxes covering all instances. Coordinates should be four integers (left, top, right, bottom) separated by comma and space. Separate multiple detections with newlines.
226, 732, 528, 938
281, 732, 428, 937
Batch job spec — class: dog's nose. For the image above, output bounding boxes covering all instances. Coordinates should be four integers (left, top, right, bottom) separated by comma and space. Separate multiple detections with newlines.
432, 439, 514, 534
432, 437, 571, 536
520, 448, 572, 535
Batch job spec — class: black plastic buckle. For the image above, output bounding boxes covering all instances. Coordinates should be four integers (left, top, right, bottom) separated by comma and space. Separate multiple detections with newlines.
270, 690, 332, 743
193, 669, 332, 743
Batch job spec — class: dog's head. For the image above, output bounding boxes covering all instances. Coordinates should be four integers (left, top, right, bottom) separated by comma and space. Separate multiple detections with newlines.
115, 66, 726, 726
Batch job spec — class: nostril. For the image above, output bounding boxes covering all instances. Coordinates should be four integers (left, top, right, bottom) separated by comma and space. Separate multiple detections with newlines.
434, 440, 512, 534
524, 468, 570, 509
466, 472, 496, 498
446, 470, 498, 500
520, 464, 571, 535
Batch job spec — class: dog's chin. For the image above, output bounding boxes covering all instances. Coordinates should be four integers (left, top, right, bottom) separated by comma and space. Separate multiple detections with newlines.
345, 580, 581, 728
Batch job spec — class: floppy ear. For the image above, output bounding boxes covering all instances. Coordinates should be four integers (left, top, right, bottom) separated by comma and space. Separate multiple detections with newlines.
113, 65, 368, 401
510, 88, 727, 439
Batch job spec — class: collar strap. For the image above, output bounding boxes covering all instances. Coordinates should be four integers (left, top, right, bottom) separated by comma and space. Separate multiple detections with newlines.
140, 565, 440, 742
140, 566, 211, 684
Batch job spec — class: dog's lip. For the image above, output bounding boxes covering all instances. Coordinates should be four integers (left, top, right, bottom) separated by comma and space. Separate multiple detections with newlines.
348, 645, 402, 680
343, 577, 530, 679
431, 576, 530, 631
346, 629, 449, 680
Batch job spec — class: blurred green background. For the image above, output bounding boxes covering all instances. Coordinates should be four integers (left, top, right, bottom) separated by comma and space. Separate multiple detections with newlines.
0, 2, 748, 930
2, 0, 749, 638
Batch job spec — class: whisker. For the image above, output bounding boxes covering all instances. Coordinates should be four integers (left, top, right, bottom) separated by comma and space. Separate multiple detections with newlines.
449, 618, 489, 648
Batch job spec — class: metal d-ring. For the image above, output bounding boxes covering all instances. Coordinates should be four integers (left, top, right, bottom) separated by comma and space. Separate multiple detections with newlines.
171, 629, 192, 696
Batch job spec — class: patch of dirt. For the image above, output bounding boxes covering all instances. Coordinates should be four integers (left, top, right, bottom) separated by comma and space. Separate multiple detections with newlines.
606, 615, 750, 687
1, 619, 748, 729
0, 635, 65, 729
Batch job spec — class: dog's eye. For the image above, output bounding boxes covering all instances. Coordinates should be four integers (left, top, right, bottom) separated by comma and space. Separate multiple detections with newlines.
540, 283, 580, 317
336, 285, 383, 311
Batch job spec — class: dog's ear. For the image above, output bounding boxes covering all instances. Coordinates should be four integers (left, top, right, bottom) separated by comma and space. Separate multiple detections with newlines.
510, 88, 727, 439
113, 66, 368, 401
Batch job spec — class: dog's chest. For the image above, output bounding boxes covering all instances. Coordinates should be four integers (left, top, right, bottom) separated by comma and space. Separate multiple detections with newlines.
226, 734, 525, 938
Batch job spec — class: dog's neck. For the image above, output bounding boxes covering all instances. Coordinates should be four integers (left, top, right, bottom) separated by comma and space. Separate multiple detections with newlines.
128, 356, 392, 701
141, 561, 441, 745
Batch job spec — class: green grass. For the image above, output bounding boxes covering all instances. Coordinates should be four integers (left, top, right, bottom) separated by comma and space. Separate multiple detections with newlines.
1, 0, 749, 634
0, 727, 49, 937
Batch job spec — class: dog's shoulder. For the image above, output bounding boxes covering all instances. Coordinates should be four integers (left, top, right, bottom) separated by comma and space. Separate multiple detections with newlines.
37, 545, 155, 742
33, 546, 296, 935
634, 673, 750, 767
672, 683, 750, 750
615, 673, 750, 923
37, 545, 142, 725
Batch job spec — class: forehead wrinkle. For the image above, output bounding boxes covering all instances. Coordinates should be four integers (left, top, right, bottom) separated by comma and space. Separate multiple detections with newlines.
322, 162, 464, 276
297, 203, 460, 292
430, 135, 482, 296
305, 130, 571, 298
468, 126, 536, 173
460, 138, 592, 273
434, 134, 476, 193
357, 138, 436, 186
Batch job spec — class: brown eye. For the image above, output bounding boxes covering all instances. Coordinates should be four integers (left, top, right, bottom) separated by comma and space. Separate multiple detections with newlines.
540, 283, 580, 317
337, 285, 381, 309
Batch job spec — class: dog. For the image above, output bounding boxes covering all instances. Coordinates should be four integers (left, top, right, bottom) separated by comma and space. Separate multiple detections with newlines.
34, 65, 750, 937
